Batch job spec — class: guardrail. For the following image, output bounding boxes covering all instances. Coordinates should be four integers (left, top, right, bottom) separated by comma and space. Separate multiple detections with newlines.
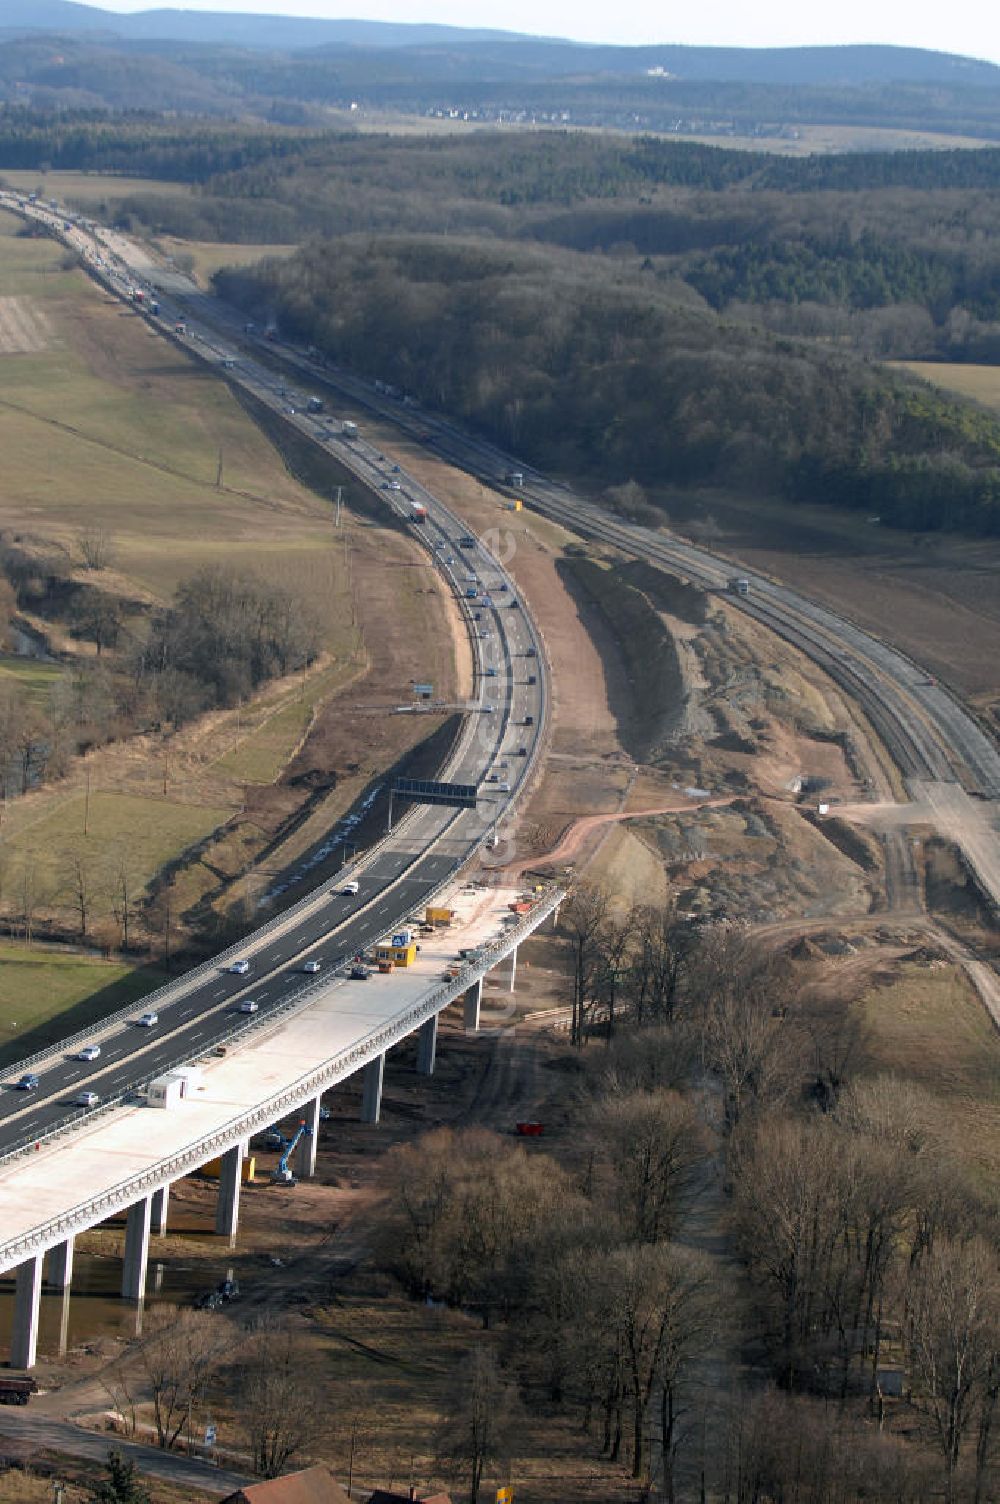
0, 199, 550, 1143
0, 885, 564, 1268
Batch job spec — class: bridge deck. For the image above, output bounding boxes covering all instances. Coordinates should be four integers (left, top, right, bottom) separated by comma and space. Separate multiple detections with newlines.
0, 880, 550, 1271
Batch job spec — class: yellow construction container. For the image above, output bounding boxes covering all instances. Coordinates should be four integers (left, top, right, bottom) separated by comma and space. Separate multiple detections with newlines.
376, 940, 418, 968
426, 906, 455, 925
201, 1155, 256, 1184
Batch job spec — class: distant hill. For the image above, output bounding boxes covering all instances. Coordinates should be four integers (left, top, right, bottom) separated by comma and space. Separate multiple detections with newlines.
2, 2, 999, 91
0, 2, 519, 51
1, 4, 999, 139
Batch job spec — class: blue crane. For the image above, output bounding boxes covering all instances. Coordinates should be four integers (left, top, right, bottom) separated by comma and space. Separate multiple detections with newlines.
271, 1120, 311, 1184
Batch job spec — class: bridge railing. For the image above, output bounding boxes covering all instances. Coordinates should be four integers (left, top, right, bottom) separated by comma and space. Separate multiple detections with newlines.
0, 886, 564, 1269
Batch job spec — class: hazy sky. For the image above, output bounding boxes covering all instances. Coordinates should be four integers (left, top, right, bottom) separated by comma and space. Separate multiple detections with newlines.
91, 0, 1000, 65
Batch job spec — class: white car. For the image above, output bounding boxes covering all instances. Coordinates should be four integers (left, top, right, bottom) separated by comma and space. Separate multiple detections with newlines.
239, 999, 259, 1015
75, 1091, 100, 1108
76, 1044, 101, 1062
137, 1011, 158, 1028
339, 880, 360, 896
302, 960, 321, 974
226, 960, 251, 975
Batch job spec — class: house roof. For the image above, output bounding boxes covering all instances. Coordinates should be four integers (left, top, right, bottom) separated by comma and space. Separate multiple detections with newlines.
219, 1466, 353, 1504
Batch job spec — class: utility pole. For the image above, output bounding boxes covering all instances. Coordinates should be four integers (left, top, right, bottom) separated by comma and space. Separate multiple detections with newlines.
334, 485, 343, 527
216, 448, 224, 489
83, 768, 91, 836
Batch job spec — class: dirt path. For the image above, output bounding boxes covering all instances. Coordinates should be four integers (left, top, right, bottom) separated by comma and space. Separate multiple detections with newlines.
487, 794, 738, 878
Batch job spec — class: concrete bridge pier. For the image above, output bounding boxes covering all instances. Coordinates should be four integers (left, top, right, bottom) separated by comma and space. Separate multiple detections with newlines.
417, 1012, 438, 1075
361, 1053, 385, 1125
295, 1096, 322, 1179
47, 1235, 74, 1291
151, 1184, 170, 1237
122, 1195, 151, 1302
463, 977, 483, 1033
11, 1253, 43, 1370
57, 1285, 72, 1357
215, 1144, 244, 1244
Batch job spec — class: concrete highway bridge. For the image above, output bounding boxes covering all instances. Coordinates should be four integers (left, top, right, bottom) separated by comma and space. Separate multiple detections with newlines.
0, 878, 563, 1370
0, 189, 561, 1370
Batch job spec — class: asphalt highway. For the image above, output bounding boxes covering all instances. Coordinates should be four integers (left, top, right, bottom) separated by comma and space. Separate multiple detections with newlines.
5, 187, 996, 1155
226, 318, 1000, 802
0, 190, 545, 1156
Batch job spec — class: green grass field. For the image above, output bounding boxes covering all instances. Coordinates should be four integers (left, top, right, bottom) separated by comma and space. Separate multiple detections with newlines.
157, 236, 298, 288
891, 361, 1000, 415
0, 655, 62, 702
1, 790, 235, 912
0, 208, 344, 621
0, 944, 166, 1067
0, 169, 194, 206
855, 962, 1000, 1188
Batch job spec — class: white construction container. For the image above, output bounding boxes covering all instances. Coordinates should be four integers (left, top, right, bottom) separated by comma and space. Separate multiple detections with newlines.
148, 1075, 184, 1110
169, 1066, 204, 1097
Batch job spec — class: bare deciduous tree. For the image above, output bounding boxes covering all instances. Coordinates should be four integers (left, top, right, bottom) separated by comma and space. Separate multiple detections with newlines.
79, 524, 117, 572
131, 1308, 228, 1451
587, 1241, 718, 1486
382, 1127, 581, 1328
684, 923, 801, 1130
905, 1232, 1000, 1500
112, 848, 139, 952
237, 1320, 325, 1477
436, 1345, 520, 1504
561, 882, 611, 1046
590, 1088, 707, 1245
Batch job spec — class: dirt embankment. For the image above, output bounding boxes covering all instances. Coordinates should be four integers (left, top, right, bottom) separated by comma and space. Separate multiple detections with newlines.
556, 552, 686, 762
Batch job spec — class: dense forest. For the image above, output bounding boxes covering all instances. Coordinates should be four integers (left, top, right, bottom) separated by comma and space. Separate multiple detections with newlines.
215, 235, 1000, 535
7, 118, 1000, 529
6, 112, 1000, 193
8, 118, 1000, 361
8, 117, 1000, 358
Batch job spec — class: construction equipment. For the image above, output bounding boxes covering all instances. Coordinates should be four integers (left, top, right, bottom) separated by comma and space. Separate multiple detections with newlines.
270, 1120, 312, 1185
0, 1376, 38, 1405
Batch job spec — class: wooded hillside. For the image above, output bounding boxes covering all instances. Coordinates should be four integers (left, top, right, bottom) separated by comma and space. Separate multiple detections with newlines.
217, 236, 1000, 535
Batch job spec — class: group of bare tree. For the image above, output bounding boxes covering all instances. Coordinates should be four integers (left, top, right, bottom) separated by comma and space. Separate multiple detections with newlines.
102, 1310, 323, 1479
0, 551, 321, 815
562, 883, 1000, 1499
377, 1058, 719, 1498
371, 884, 999, 1501
563, 887, 803, 1129
0, 840, 145, 954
